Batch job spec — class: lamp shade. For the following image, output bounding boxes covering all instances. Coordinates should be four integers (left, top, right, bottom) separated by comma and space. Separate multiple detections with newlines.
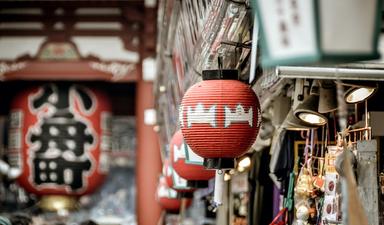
318, 81, 338, 113
335, 81, 378, 104
344, 86, 376, 104
253, 0, 382, 67
282, 109, 318, 131
157, 176, 192, 213
170, 130, 215, 188
8, 83, 112, 210
294, 94, 327, 126
180, 70, 261, 169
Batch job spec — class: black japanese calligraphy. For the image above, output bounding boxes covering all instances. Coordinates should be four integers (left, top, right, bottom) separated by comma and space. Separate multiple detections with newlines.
28, 84, 96, 191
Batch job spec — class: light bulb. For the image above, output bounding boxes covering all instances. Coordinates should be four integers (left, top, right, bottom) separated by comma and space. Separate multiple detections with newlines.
298, 112, 327, 125
224, 173, 231, 181
238, 156, 251, 168
345, 87, 375, 103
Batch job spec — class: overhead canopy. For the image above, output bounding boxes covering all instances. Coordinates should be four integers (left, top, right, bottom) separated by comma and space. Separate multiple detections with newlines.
0, 0, 157, 82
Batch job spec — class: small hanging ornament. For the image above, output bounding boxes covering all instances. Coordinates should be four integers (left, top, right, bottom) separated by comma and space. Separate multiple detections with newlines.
296, 204, 310, 225
295, 167, 314, 197
312, 157, 325, 192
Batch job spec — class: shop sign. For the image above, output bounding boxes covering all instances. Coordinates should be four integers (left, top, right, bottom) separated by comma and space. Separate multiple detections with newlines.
252, 0, 382, 67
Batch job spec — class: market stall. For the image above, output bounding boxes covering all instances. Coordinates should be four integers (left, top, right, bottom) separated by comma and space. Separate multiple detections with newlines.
154, 0, 384, 224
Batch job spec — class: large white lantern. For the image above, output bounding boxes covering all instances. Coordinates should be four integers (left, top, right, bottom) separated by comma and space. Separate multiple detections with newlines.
252, 0, 382, 67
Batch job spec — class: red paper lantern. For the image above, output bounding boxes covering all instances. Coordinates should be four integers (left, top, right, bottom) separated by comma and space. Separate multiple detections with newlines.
157, 176, 192, 213
8, 83, 112, 199
180, 70, 261, 169
162, 159, 194, 195
170, 130, 214, 188
163, 159, 174, 188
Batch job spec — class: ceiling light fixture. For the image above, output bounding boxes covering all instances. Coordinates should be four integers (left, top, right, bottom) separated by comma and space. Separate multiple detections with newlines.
294, 81, 328, 126
344, 86, 376, 104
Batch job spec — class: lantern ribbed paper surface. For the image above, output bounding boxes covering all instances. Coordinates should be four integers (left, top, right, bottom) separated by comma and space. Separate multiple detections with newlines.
170, 130, 215, 181
9, 83, 112, 196
180, 70, 261, 162
162, 159, 194, 193
157, 176, 192, 213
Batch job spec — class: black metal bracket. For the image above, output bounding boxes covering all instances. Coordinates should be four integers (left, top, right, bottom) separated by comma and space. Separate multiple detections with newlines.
220, 40, 252, 49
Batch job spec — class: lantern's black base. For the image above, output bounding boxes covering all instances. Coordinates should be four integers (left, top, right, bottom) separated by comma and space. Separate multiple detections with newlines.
203, 158, 236, 169
202, 69, 238, 80
178, 192, 194, 199
186, 180, 209, 188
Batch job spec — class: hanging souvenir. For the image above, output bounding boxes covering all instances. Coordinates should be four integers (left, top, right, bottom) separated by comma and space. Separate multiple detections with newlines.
295, 167, 313, 197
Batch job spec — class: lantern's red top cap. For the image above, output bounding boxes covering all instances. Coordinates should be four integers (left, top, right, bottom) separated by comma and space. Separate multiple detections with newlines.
202, 69, 239, 80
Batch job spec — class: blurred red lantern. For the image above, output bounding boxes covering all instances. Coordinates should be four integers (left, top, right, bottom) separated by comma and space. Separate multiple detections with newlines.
8, 83, 112, 210
180, 70, 261, 169
162, 159, 194, 197
163, 159, 174, 188
157, 176, 192, 213
170, 130, 214, 188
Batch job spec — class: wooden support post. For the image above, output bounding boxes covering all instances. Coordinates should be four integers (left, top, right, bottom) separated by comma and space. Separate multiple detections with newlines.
136, 64, 162, 225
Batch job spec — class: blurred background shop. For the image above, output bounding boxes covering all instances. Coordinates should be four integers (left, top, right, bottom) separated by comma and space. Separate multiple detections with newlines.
0, 1, 384, 225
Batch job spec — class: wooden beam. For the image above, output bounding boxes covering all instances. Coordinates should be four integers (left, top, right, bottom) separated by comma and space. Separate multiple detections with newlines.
0, 14, 143, 23
122, 6, 145, 22
0, 1, 144, 8
0, 29, 141, 37
140, 6, 157, 56
1, 61, 138, 82
0, 1, 157, 58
